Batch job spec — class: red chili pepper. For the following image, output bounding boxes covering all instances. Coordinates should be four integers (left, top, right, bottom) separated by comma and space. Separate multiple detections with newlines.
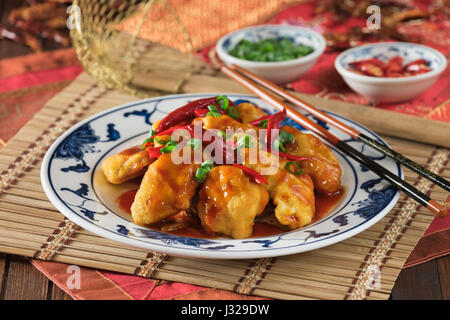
147, 146, 163, 159
194, 107, 226, 117
404, 62, 430, 74
152, 124, 194, 138
358, 63, 385, 77
156, 97, 235, 133
349, 58, 387, 70
386, 56, 403, 76
249, 114, 271, 126
404, 59, 428, 69
233, 164, 268, 185
266, 109, 287, 149
156, 97, 218, 133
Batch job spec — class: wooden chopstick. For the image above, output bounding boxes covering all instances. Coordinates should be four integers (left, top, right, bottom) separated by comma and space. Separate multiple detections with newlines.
220, 64, 447, 218
230, 63, 450, 193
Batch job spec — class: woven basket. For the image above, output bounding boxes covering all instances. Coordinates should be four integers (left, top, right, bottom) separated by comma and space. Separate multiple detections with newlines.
70, 0, 194, 97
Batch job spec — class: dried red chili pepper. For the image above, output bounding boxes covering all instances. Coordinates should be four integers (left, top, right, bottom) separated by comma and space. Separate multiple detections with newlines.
249, 114, 271, 126
152, 124, 194, 138
232, 164, 268, 185
358, 63, 385, 77
349, 58, 387, 70
156, 97, 219, 133
404, 59, 430, 74
194, 107, 226, 117
386, 56, 404, 76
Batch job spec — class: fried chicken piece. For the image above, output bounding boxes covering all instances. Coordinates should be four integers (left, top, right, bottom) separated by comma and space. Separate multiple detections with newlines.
101, 146, 153, 184
201, 114, 255, 132
270, 168, 315, 229
197, 166, 269, 239
237, 148, 316, 230
131, 149, 200, 225
281, 125, 342, 194
236, 102, 267, 123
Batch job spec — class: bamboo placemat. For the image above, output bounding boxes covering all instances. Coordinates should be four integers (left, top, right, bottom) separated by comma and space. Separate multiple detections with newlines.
0, 70, 448, 300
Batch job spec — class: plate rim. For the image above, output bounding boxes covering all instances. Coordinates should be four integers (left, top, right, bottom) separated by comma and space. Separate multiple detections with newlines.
40, 92, 402, 259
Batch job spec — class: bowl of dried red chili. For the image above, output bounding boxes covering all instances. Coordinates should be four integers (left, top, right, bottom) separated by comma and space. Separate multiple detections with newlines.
335, 42, 447, 103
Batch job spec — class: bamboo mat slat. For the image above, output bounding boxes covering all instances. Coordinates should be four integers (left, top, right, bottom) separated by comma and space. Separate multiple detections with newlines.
0, 70, 448, 300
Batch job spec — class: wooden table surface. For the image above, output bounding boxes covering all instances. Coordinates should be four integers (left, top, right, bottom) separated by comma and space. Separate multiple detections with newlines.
0, 0, 448, 300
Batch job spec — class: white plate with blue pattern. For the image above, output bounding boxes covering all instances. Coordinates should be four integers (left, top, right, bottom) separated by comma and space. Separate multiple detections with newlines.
41, 93, 402, 259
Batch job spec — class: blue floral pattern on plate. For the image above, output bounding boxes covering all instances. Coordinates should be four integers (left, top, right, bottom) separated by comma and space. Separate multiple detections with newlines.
41, 93, 401, 259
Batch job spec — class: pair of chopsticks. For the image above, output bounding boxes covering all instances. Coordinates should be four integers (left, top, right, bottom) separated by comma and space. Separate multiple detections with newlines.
220, 63, 448, 218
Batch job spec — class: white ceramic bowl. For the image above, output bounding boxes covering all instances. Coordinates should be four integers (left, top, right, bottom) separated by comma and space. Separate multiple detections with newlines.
335, 42, 447, 103
216, 24, 326, 84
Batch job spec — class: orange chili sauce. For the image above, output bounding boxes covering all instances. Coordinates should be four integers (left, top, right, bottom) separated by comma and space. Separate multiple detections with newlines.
117, 188, 344, 239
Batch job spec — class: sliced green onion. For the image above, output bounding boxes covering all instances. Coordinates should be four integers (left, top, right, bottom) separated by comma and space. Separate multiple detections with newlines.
187, 138, 201, 150
236, 135, 254, 149
201, 159, 214, 170
206, 105, 221, 117
279, 130, 294, 145
258, 119, 268, 128
160, 140, 178, 153
142, 130, 156, 149
285, 161, 302, 175
226, 106, 240, 120
217, 130, 226, 139
194, 160, 214, 183
216, 95, 229, 111
273, 138, 286, 152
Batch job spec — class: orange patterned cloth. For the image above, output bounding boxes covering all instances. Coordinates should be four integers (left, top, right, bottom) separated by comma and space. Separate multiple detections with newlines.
0, 49, 82, 142
117, 0, 303, 52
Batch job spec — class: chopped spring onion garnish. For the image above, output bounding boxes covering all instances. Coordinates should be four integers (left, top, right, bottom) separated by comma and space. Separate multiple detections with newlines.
226, 106, 240, 120
279, 130, 294, 145
285, 161, 303, 175
160, 140, 178, 153
187, 138, 202, 150
236, 135, 254, 149
142, 130, 156, 149
206, 105, 222, 117
216, 95, 229, 111
217, 130, 226, 139
273, 130, 294, 152
194, 160, 214, 183
258, 119, 268, 128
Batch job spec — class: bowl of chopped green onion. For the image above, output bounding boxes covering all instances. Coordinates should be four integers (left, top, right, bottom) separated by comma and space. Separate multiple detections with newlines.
216, 25, 326, 84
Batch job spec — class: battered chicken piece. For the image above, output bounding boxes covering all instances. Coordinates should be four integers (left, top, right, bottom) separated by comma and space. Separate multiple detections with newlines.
131, 149, 200, 225
201, 114, 255, 133
236, 102, 267, 123
238, 148, 316, 229
281, 125, 342, 194
197, 166, 269, 239
270, 168, 315, 229
202, 115, 316, 229
101, 146, 153, 184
